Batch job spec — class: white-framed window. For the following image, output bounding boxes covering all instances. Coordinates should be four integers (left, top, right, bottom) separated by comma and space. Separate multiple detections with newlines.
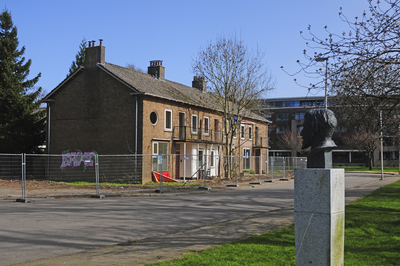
165, 109, 172, 131
240, 124, 245, 139
248, 125, 252, 140
192, 114, 198, 134
210, 150, 214, 167
152, 142, 168, 171
243, 148, 251, 170
204, 116, 210, 135
153, 142, 158, 155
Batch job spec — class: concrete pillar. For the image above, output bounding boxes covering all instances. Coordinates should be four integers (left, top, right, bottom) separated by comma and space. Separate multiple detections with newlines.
294, 168, 345, 266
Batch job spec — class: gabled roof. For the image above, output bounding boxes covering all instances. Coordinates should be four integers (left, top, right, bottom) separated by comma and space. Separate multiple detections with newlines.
100, 63, 268, 123
100, 62, 218, 109
43, 62, 269, 123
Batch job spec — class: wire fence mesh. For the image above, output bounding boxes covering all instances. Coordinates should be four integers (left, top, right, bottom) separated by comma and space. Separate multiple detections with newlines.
0, 153, 306, 199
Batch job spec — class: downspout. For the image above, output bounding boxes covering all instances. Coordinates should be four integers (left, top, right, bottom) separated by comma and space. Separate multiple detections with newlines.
47, 102, 51, 180
47, 103, 51, 155
135, 96, 138, 180
135, 96, 138, 155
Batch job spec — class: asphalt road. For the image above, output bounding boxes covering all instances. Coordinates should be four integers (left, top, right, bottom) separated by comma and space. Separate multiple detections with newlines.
0, 172, 385, 265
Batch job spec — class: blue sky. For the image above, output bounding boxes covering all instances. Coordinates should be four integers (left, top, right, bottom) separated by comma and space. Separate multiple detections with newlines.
2, 0, 371, 98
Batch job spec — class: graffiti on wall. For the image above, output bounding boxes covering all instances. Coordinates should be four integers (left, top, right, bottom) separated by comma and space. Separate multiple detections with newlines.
60, 150, 97, 171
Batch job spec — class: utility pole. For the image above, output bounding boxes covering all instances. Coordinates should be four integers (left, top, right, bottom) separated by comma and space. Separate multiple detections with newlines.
380, 110, 384, 180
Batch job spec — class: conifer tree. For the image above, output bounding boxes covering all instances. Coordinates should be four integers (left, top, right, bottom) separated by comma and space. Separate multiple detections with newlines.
68, 38, 87, 75
0, 9, 45, 153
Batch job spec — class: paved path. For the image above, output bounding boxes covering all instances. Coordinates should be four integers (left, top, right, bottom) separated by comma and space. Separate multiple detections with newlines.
4, 172, 399, 266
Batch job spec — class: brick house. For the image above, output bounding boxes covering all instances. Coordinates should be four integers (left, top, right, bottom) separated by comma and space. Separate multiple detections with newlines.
42, 41, 270, 184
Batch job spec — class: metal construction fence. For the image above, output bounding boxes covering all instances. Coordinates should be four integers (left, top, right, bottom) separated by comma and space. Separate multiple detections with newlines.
0, 153, 306, 200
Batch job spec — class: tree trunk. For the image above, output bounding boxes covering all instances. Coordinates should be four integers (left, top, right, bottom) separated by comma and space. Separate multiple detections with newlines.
368, 152, 373, 170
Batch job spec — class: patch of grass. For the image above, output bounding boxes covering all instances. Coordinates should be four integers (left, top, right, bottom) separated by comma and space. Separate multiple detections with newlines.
48, 181, 135, 186
334, 166, 398, 173
243, 170, 256, 174
344, 181, 400, 265
47, 181, 202, 187
151, 225, 296, 266
148, 180, 400, 266
143, 182, 202, 187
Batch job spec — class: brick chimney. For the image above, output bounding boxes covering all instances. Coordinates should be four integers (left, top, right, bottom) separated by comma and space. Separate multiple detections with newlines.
85, 39, 105, 68
148, 60, 165, 80
192, 76, 207, 92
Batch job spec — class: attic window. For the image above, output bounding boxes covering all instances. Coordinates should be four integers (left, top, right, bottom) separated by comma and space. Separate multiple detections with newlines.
150, 111, 158, 125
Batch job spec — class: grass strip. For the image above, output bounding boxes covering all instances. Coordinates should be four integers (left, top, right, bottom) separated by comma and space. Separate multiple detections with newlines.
149, 180, 400, 266
334, 166, 399, 173
47, 181, 202, 187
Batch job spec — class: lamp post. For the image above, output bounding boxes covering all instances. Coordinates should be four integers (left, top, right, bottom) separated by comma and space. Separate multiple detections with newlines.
380, 110, 384, 180
316, 57, 329, 109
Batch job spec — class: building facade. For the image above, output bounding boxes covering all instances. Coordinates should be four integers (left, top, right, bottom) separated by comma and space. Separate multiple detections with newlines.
42, 41, 270, 183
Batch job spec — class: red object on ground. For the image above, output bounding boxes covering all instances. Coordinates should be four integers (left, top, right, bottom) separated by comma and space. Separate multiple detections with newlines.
152, 171, 177, 182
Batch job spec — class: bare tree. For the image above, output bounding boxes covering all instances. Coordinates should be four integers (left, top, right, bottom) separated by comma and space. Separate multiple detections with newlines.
192, 34, 275, 178
278, 130, 310, 156
343, 130, 380, 170
283, 0, 400, 162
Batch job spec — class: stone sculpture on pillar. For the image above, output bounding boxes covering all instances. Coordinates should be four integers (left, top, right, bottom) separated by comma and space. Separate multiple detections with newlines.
300, 109, 337, 168
295, 108, 344, 266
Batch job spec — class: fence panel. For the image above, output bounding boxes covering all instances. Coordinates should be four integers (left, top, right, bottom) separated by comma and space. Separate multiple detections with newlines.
0, 154, 23, 180
0, 153, 308, 199
0, 154, 23, 199
97, 154, 151, 194
266, 157, 307, 181
98, 154, 143, 184
24, 154, 97, 197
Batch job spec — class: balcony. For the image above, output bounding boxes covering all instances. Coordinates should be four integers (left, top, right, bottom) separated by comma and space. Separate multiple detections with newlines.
173, 126, 224, 144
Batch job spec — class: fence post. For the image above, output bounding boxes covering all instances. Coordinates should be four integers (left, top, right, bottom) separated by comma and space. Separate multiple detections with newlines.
280, 157, 290, 181
226, 155, 239, 187
235, 156, 239, 186
199, 155, 211, 190
259, 156, 261, 183
155, 154, 164, 193
91, 154, 105, 199
250, 155, 262, 185
160, 155, 163, 192
265, 156, 274, 182
16, 153, 30, 203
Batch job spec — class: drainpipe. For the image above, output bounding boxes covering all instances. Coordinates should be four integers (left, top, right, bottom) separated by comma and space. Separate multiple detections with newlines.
135, 96, 138, 155
47, 103, 51, 155
135, 96, 138, 180
46, 101, 52, 180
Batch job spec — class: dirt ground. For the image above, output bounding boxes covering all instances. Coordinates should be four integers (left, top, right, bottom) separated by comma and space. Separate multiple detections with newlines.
0, 172, 293, 199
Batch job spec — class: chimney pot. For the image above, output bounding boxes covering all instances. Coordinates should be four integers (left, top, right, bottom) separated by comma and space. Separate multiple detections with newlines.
148, 60, 165, 79
99, 39, 103, 46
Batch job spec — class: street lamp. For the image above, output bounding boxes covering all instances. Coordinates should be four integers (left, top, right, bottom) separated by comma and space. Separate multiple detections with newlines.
316, 57, 329, 109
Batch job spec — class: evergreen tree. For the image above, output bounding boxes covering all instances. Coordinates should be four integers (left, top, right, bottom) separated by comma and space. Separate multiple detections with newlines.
68, 38, 87, 75
0, 10, 45, 153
